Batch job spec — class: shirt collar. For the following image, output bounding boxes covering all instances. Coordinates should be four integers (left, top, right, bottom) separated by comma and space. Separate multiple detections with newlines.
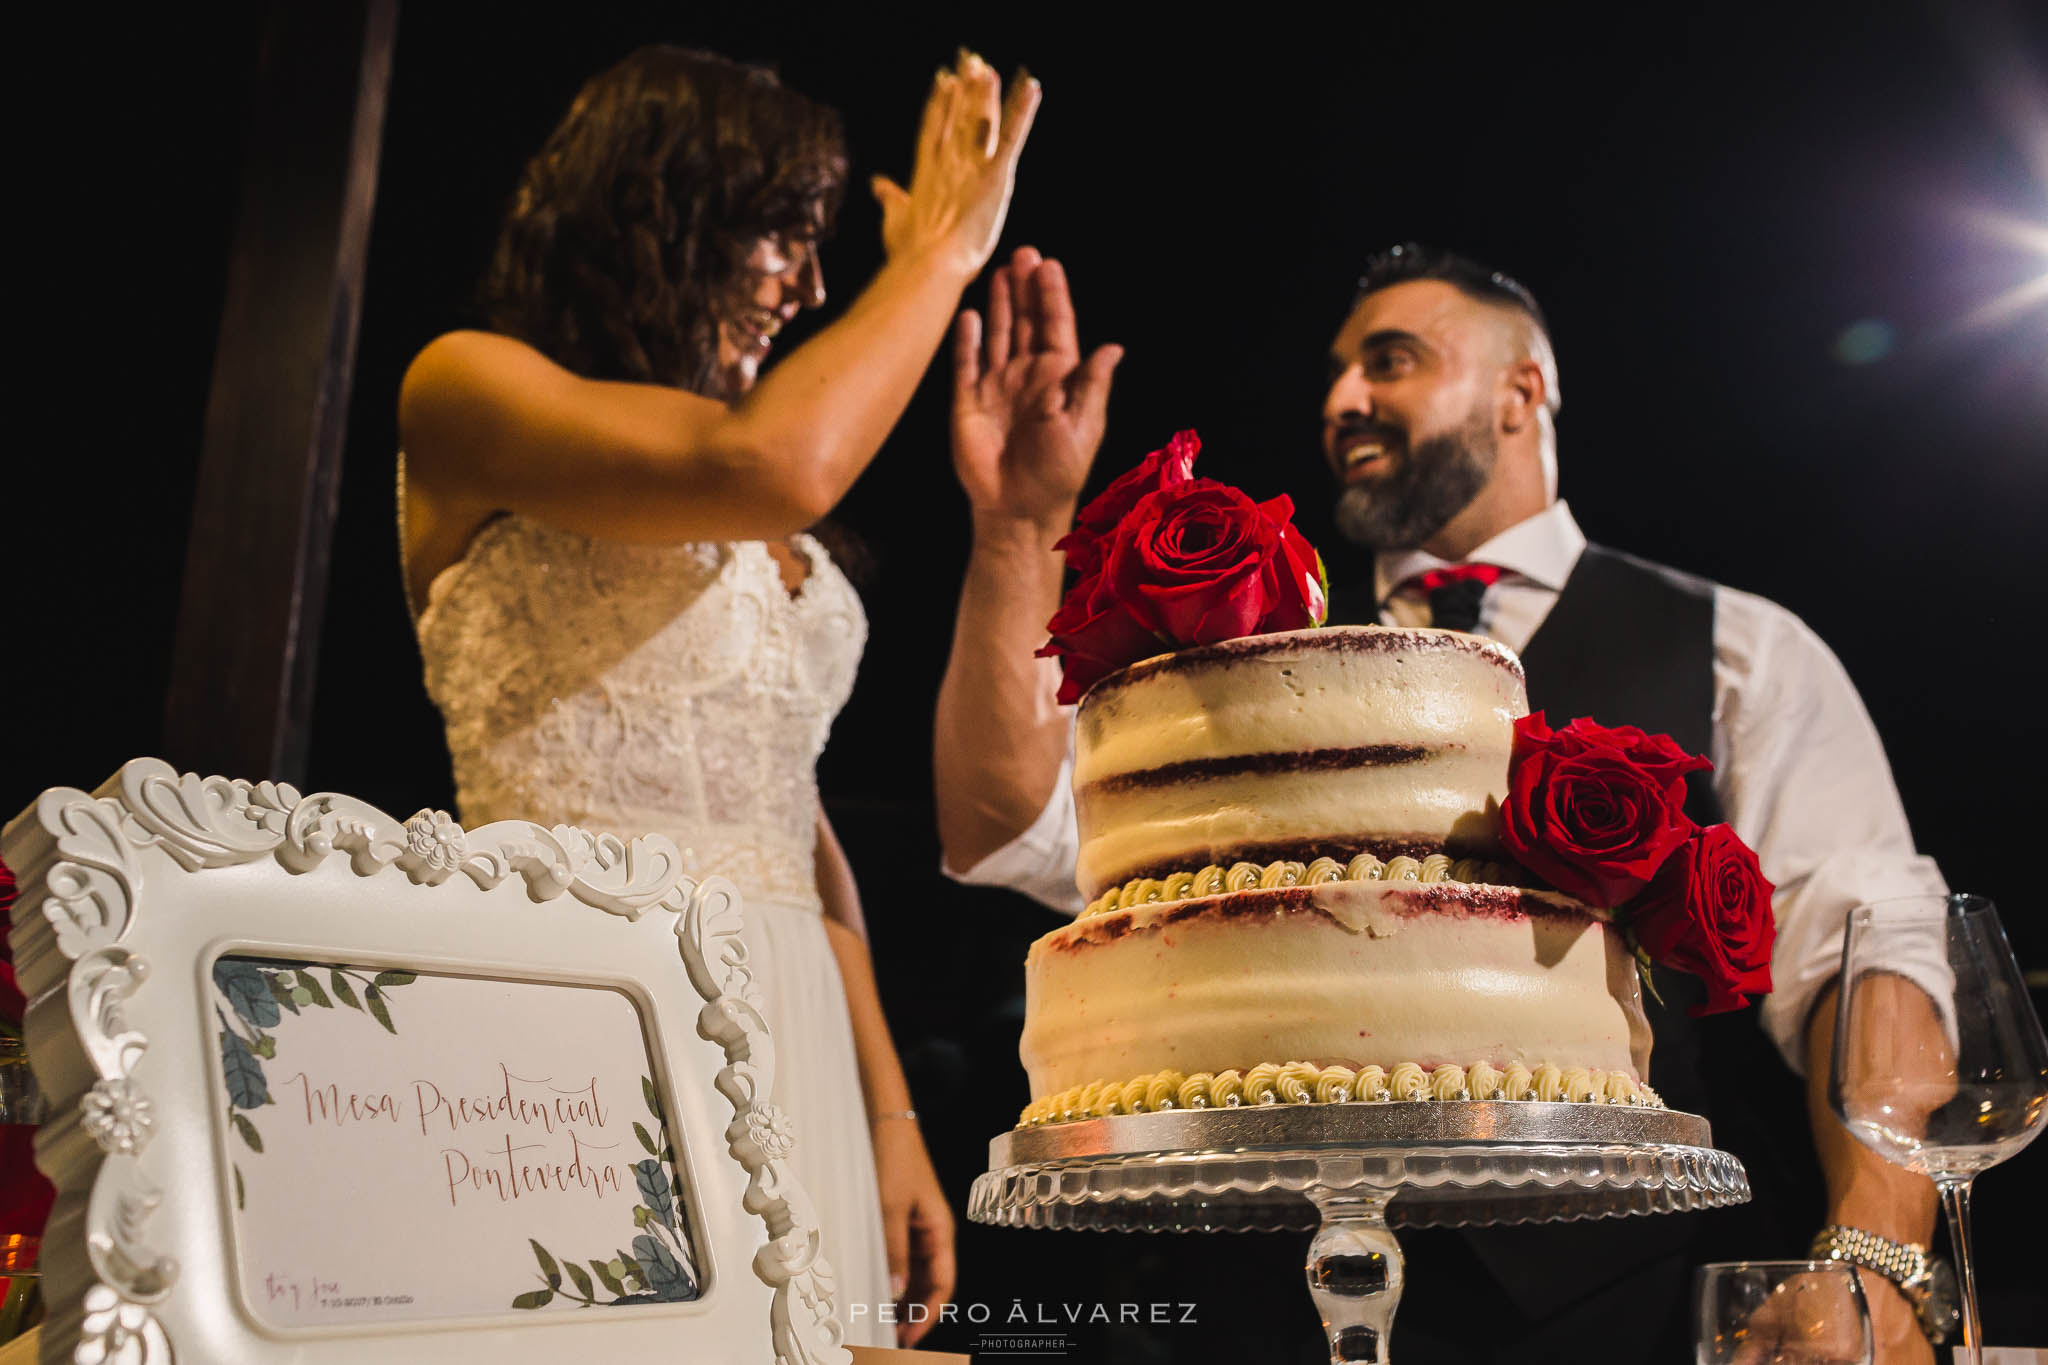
1372, 500, 1587, 605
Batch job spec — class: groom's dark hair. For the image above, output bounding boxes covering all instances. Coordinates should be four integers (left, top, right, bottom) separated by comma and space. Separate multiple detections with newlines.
1353, 243, 1550, 337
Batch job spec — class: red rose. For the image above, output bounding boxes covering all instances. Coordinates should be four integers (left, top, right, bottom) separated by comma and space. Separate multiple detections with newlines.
1629, 824, 1776, 1015
1036, 565, 1167, 705
1039, 433, 1328, 702
1534, 714, 1713, 804
1055, 429, 1199, 580
1111, 481, 1325, 644
1499, 711, 1696, 908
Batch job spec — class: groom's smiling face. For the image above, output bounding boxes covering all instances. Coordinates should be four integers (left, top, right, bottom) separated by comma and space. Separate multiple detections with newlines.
1320, 279, 1509, 550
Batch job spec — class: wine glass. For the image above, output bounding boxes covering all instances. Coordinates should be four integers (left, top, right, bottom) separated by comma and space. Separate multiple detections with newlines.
1829, 894, 2048, 1365
1695, 1260, 1873, 1364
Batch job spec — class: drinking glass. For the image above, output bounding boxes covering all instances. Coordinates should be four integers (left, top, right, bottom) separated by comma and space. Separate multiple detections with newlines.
1829, 894, 2048, 1365
1695, 1260, 1873, 1365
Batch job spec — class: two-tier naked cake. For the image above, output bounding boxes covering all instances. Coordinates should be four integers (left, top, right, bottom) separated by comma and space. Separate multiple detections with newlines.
1017, 624, 1657, 1124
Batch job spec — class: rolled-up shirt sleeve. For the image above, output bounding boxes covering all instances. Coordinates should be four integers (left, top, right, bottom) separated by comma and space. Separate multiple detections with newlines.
941, 716, 1087, 916
1713, 587, 1948, 1073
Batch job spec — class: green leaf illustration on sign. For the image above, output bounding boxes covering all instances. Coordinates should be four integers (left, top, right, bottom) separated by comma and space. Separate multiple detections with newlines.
214, 960, 280, 1029
591, 1258, 626, 1297
220, 1029, 268, 1109
633, 1159, 675, 1230
529, 1238, 562, 1290
231, 1111, 264, 1153
509, 1076, 698, 1308
328, 970, 359, 1008
364, 984, 396, 1034
296, 971, 333, 1009
632, 1234, 692, 1301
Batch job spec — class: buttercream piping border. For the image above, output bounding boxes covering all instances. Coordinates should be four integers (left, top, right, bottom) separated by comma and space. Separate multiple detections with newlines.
1018, 1060, 1664, 1126
1079, 852, 1520, 920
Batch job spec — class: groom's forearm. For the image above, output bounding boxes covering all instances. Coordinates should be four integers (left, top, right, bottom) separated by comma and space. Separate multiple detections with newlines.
1804, 981, 1940, 1362
934, 508, 1074, 872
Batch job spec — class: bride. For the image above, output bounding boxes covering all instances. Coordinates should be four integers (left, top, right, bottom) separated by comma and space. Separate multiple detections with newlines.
398, 45, 1036, 1348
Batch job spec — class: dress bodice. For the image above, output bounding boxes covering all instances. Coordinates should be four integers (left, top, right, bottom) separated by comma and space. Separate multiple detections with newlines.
412, 514, 866, 911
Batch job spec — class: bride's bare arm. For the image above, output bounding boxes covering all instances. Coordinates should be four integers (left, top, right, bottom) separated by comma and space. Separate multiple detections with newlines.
400, 55, 1039, 547
814, 806, 869, 941
815, 814, 956, 1347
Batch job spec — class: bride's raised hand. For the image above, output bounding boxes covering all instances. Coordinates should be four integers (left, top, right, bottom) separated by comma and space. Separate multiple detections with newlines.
871, 52, 1040, 276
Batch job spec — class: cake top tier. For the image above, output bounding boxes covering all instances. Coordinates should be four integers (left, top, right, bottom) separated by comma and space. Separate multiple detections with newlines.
1080, 624, 1524, 704
1071, 625, 1531, 898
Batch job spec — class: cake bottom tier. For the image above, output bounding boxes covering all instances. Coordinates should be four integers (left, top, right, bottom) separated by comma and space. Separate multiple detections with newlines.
1019, 880, 1654, 1113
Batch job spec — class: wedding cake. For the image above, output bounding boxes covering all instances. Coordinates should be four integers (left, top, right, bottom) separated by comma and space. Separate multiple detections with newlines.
1017, 625, 1656, 1123
1015, 430, 1771, 1126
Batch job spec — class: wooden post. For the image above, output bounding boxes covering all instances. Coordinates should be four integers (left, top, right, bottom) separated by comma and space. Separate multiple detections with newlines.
162, 0, 398, 784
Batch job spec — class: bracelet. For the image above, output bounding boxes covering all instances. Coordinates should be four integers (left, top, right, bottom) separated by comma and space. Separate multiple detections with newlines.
1810, 1224, 1925, 1285
872, 1108, 919, 1124
1809, 1224, 1957, 1345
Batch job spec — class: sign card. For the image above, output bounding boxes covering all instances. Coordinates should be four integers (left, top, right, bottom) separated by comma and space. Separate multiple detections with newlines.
213, 956, 702, 1328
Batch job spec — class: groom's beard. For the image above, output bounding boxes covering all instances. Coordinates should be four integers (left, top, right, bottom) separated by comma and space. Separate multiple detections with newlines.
1332, 407, 1498, 552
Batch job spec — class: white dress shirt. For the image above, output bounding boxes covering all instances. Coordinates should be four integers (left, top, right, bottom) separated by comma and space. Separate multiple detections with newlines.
948, 500, 1947, 1072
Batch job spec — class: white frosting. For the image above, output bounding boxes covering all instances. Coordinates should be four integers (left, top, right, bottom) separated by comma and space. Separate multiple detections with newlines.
1019, 878, 1652, 1100
1073, 626, 1526, 897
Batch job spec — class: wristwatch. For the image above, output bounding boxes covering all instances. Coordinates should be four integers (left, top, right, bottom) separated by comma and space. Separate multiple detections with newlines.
1809, 1224, 1959, 1344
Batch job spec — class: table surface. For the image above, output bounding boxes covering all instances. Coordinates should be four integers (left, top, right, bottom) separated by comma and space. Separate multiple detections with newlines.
0, 1330, 969, 1364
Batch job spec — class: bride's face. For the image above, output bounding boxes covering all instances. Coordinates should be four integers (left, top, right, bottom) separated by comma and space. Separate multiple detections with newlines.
715, 234, 825, 394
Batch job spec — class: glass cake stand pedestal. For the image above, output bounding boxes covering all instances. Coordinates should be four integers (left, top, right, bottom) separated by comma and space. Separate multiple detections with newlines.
969, 1103, 1750, 1363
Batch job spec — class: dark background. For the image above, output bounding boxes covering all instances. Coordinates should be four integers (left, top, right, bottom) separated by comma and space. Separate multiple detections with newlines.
16, 0, 2047, 1354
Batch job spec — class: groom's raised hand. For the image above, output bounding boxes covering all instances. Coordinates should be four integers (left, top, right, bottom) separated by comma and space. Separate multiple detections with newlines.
951, 245, 1123, 527
935, 247, 1120, 875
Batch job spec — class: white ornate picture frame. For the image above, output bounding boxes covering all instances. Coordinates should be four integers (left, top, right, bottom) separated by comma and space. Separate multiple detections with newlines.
4, 758, 851, 1364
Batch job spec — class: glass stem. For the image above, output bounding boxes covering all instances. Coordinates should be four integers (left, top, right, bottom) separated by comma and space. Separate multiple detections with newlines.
1936, 1175, 1982, 1365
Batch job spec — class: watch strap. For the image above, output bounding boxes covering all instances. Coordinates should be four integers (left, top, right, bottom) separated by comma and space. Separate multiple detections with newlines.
1809, 1224, 1953, 1344
1809, 1223, 1928, 1287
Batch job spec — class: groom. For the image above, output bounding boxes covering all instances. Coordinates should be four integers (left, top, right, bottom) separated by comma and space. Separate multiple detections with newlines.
931, 244, 1946, 1362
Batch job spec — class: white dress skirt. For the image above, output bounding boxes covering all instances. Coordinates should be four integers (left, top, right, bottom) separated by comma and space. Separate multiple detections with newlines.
743, 896, 889, 1330
408, 501, 892, 1346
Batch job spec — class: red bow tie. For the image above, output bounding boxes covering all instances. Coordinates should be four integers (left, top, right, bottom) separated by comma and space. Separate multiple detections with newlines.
1403, 563, 1505, 596
1398, 563, 1504, 633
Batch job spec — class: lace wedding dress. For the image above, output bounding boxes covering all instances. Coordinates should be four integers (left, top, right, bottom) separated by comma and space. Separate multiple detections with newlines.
411, 509, 889, 1345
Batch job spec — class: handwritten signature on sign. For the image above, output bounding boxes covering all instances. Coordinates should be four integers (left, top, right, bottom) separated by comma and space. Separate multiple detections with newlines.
262, 1272, 417, 1312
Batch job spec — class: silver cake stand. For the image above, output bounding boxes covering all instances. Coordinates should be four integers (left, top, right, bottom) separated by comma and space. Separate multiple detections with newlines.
969, 1102, 1750, 1363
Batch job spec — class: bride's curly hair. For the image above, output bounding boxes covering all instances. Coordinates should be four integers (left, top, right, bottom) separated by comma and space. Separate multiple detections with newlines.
478, 46, 848, 399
